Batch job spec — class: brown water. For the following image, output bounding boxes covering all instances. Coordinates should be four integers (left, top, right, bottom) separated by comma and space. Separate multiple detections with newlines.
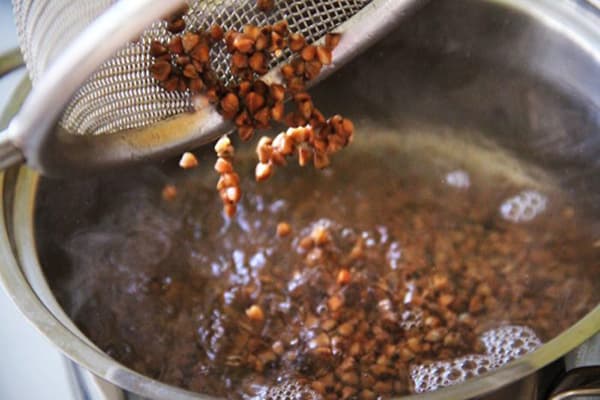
36, 130, 600, 399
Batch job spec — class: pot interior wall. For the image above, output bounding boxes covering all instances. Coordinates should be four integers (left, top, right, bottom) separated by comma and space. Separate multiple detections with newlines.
310, 0, 600, 217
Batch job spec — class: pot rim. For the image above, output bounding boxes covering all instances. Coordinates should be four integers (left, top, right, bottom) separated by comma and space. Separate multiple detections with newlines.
0, 0, 599, 399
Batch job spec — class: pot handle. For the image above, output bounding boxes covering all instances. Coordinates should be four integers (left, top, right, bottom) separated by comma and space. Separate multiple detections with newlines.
548, 367, 600, 400
548, 333, 600, 400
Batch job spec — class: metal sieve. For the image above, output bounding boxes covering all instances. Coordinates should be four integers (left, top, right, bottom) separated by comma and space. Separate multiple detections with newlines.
0, 0, 424, 176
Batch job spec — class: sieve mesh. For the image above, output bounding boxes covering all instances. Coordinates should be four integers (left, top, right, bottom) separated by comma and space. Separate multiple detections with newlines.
12, 0, 371, 137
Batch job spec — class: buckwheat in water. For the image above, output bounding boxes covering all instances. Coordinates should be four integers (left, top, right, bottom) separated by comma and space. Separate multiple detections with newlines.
36, 128, 600, 399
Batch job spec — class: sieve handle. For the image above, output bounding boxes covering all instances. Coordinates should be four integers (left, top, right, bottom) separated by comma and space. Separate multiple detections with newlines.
0, 48, 26, 170
3, 0, 188, 176
0, 133, 24, 170
0, 48, 23, 77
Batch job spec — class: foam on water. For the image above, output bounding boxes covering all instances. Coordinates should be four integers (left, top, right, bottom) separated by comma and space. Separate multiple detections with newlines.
411, 325, 542, 393
248, 380, 319, 400
248, 326, 541, 398
500, 190, 547, 222
267, 381, 319, 400
445, 170, 471, 189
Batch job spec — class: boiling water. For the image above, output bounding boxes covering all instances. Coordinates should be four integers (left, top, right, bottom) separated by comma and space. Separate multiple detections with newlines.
35, 127, 600, 398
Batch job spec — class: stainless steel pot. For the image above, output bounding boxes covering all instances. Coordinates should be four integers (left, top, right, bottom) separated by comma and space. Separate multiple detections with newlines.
0, 0, 599, 399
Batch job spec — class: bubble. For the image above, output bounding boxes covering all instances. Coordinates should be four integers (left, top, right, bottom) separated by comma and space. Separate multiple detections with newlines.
387, 241, 402, 270
235, 204, 252, 232
377, 225, 390, 244
403, 282, 418, 305
481, 325, 542, 366
410, 354, 487, 393
249, 251, 267, 269
341, 227, 357, 240
410, 325, 542, 393
315, 303, 328, 315
500, 190, 547, 222
269, 199, 288, 214
233, 249, 246, 271
257, 380, 319, 400
362, 230, 377, 247
445, 170, 471, 189
399, 308, 423, 331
